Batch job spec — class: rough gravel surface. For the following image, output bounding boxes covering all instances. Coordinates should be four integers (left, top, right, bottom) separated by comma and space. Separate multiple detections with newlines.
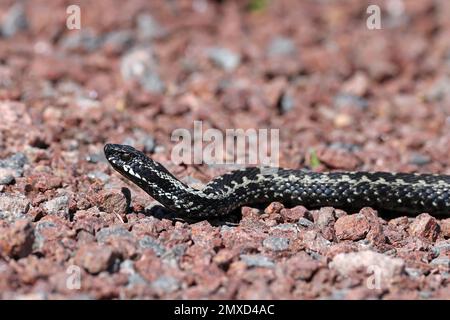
0, 0, 449, 299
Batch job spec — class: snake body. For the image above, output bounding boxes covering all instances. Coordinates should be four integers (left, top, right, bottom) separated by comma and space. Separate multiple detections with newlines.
104, 144, 450, 217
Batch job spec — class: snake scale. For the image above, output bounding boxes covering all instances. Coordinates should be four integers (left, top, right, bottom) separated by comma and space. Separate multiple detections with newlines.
104, 144, 450, 217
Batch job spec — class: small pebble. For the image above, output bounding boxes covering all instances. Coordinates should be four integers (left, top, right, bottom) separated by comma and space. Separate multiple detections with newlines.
102, 30, 134, 53
138, 235, 166, 256
409, 153, 431, 166
329, 142, 361, 153
263, 236, 290, 251
334, 214, 370, 241
0, 219, 34, 258
96, 225, 133, 244
278, 92, 295, 114
334, 93, 369, 110
0, 152, 27, 180
1, 3, 28, 37
297, 217, 314, 228
60, 29, 101, 52
0, 170, 14, 185
86, 152, 107, 164
430, 257, 450, 269
43, 196, 70, 219
207, 47, 241, 71
0, 194, 30, 221
141, 135, 156, 153
267, 36, 296, 57
136, 13, 165, 40
240, 254, 275, 268
330, 250, 405, 280
151, 276, 181, 294
120, 48, 165, 94
409, 213, 440, 242
87, 171, 110, 183
74, 244, 118, 274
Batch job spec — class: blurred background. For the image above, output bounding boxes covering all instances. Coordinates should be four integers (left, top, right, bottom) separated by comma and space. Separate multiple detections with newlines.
1, 0, 449, 174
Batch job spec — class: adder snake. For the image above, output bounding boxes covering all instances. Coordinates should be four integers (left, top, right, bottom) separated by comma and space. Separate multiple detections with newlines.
104, 144, 450, 217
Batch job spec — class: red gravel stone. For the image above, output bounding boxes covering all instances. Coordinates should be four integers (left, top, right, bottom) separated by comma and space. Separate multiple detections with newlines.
409, 213, 440, 241
280, 205, 311, 223
264, 202, 284, 215
439, 219, 450, 239
316, 147, 361, 170
334, 214, 371, 241
95, 189, 128, 220
74, 244, 118, 274
0, 219, 34, 258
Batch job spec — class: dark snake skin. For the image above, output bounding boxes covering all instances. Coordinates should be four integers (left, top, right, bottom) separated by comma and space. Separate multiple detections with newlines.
104, 144, 450, 217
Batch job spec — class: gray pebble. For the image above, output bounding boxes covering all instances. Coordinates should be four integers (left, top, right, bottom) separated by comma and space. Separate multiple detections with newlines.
121, 137, 136, 147
127, 272, 149, 287
96, 225, 133, 244
130, 129, 157, 153
220, 225, 235, 234
120, 260, 149, 287
334, 93, 369, 110
142, 135, 156, 153
103, 30, 134, 52
43, 196, 70, 218
431, 240, 450, 257
1, 3, 28, 37
86, 152, 107, 164
161, 243, 187, 266
207, 47, 241, 71
326, 289, 348, 300
3, 152, 27, 168
120, 259, 135, 274
430, 257, 450, 268
151, 275, 180, 294
278, 92, 295, 114
33, 221, 57, 250
267, 37, 296, 57
263, 236, 290, 251
308, 251, 324, 261
409, 153, 431, 166
0, 194, 30, 221
120, 48, 165, 94
404, 267, 424, 278
136, 14, 166, 40
297, 217, 314, 228
87, 171, 110, 183
141, 72, 165, 94
240, 254, 275, 268
60, 29, 101, 52
0, 172, 14, 185
0, 152, 27, 176
419, 291, 432, 299
329, 142, 361, 153
425, 76, 450, 102
271, 223, 297, 232
139, 235, 166, 256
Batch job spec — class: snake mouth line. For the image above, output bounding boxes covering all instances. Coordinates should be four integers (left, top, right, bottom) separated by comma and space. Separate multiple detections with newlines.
104, 143, 450, 218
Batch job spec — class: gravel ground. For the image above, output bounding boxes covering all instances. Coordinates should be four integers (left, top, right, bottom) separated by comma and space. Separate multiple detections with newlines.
0, 0, 450, 299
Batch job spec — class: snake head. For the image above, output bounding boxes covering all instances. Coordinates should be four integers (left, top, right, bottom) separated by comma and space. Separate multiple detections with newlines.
104, 143, 155, 181
105, 143, 143, 167
104, 143, 179, 188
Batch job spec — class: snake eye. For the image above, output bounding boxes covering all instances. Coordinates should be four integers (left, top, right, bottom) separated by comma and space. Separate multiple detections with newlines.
120, 153, 132, 162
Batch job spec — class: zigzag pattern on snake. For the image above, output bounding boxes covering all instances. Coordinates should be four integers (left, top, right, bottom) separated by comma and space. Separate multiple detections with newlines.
104, 144, 450, 217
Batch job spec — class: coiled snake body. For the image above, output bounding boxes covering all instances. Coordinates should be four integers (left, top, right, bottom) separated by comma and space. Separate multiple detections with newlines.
104, 144, 450, 217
